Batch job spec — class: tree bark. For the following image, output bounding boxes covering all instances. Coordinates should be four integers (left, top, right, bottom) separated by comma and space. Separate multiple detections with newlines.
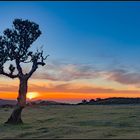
5, 78, 28, 124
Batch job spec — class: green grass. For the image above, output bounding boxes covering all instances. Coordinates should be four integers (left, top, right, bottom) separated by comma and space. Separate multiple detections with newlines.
0, 105, 140, 139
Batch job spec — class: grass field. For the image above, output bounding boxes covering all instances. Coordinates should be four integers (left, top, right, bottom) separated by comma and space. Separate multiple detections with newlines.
0, 105, 140, 139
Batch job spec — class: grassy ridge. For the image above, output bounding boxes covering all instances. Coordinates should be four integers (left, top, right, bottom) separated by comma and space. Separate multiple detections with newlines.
0, 105, 140, 139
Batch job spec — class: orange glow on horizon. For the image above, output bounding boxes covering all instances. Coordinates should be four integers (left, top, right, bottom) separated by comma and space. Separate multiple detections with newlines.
1, 80, 140, 103
1, 91, 140, 103
38, 92, 140, 101
27, 92, 39, 100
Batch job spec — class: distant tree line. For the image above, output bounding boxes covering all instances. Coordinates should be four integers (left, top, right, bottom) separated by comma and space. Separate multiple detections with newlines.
78, 97, 140, 105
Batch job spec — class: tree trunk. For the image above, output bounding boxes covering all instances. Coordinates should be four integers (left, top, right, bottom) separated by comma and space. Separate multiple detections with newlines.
5, 78, 28, 124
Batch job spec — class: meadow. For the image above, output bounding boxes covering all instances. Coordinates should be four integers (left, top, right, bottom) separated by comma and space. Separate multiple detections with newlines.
0, 105, 140, 139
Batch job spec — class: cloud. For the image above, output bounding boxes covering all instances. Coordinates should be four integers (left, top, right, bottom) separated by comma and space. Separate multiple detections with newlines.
106, 69, 140, 85
0, 80, 140, 96
31, 60, 140, 87
0, 85, 17, 92
32, 61, 101, 81
29, 83, 140, 94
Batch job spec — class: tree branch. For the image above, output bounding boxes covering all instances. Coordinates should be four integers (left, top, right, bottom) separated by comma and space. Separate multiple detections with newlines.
37, 62, 45, 66
0, 70, 18, 79
26, 54, 49, 79
26, 61, 38, 79
15, 59, 23, 76
26, 61, 44, 79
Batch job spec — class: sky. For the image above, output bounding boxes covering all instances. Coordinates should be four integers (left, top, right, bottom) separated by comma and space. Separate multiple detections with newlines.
0, 1, 140, 103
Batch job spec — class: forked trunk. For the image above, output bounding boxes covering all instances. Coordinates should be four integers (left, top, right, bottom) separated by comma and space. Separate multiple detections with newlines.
5, 78, 28, 124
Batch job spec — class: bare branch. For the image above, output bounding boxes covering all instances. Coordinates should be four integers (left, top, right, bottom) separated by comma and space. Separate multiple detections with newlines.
26, 62, 38, 79
26, 51, 49, 79
44, 54, 50, 60
20, 60, 32, 64
37, 54, 49, 66
0, 69, 18, 79
9, 64, 15, 75
15, 59, 23, 76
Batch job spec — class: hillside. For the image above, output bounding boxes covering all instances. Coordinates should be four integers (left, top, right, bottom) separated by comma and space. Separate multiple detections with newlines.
0, 99, 70, 107
0, 99, 16, 106
78, 97, 140, 105
1, 97, 140, 107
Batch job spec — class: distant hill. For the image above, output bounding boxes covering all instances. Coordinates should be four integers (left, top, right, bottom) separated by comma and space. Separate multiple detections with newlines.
27, 100, 71, 106
78, 97, 140, 105
1, 97, 140, 107
0, 99, 16, 105
0, 99, 71, 107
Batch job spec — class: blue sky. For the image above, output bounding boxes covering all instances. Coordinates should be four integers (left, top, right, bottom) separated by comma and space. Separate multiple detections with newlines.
0, 1, 140, 72
1, 1, 140, 102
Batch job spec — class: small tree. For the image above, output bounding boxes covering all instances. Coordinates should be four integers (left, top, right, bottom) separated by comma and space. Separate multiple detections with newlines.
96, 98, 102, 102
89, 99, 95, 102
0, 19, 48, 124
82, 99, 88, 104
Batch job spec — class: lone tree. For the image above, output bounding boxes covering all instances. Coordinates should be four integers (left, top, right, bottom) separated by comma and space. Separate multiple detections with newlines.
0, 19, 48, 124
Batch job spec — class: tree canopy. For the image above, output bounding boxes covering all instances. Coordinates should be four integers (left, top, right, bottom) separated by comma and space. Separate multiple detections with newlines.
0, 19, 48, 80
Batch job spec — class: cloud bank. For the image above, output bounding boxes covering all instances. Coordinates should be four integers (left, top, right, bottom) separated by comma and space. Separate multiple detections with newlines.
31, 61, 140, 88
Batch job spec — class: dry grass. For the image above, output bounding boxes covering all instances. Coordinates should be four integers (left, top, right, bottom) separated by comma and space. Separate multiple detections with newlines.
0, 105, 140, 139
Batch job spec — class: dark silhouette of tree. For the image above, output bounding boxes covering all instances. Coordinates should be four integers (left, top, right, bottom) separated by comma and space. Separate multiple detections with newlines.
78, 97, 140, 105
89, 99, 95, 102
82, 99, 88, 104
0, 19, 48, 124
96, 98, 102, 102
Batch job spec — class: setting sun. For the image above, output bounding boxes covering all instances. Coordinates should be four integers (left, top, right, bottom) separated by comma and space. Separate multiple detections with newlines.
27, 92, 39, 100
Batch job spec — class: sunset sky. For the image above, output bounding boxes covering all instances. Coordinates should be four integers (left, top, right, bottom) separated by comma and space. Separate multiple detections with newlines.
1, 1, 140, 103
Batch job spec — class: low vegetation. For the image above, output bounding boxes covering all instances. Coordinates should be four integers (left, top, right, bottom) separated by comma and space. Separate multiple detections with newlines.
0, 105, 140, 139
79, 97, 140, 105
